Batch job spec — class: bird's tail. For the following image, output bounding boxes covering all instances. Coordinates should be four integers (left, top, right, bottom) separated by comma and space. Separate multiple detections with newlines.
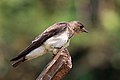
10, 57, 26, 67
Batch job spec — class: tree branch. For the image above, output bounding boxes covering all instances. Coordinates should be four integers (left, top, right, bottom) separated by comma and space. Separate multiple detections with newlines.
36, 48, 72, 80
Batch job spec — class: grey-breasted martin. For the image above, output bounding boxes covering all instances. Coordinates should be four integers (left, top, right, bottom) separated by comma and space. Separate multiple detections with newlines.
10, 21, 88, 67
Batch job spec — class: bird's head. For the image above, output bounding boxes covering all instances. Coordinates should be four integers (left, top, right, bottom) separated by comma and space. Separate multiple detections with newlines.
69, 21, 88, 34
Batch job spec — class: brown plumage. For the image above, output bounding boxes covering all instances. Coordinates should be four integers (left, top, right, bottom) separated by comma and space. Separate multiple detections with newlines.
10, 21, 88, 67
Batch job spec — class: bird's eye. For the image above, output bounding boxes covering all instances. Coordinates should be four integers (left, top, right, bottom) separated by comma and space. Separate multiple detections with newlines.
80, 25, 84, 29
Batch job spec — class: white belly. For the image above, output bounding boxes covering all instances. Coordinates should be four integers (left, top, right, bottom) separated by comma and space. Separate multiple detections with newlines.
25, 46, 47, 60
25, 31, 69, 60
44, 31, 69, 51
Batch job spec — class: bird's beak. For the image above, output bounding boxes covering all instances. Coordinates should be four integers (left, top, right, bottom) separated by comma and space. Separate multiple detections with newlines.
82, 27, 88, 33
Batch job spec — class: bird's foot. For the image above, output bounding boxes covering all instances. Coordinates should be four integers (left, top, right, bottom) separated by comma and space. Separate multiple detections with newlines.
54, 47, 62, 49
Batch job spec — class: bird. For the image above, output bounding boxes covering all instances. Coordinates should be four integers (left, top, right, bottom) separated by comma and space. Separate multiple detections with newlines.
10, 21, 88, 67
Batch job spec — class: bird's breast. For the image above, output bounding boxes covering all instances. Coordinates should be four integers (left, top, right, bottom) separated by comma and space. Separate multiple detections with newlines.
44, 31, 69, 51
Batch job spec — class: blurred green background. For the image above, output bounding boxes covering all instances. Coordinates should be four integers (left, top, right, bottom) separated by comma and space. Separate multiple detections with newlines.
0, 0, 120, 80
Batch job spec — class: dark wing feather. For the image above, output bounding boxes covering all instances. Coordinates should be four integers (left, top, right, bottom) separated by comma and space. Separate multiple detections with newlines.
10, 23, 67, 61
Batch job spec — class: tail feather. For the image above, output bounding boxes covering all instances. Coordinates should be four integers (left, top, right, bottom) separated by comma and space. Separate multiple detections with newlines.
11, 57, 26, 67
10, 55, 25, 61
10, 57, 18, 62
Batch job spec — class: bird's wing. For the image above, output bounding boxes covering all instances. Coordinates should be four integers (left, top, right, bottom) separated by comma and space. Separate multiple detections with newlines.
10, 22, 68, 61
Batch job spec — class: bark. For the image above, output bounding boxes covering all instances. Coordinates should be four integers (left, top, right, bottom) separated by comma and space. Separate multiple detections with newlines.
36, 48, 72, 80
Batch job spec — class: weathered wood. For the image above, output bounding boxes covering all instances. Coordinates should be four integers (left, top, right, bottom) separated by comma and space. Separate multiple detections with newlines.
36, 48, 72, 80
